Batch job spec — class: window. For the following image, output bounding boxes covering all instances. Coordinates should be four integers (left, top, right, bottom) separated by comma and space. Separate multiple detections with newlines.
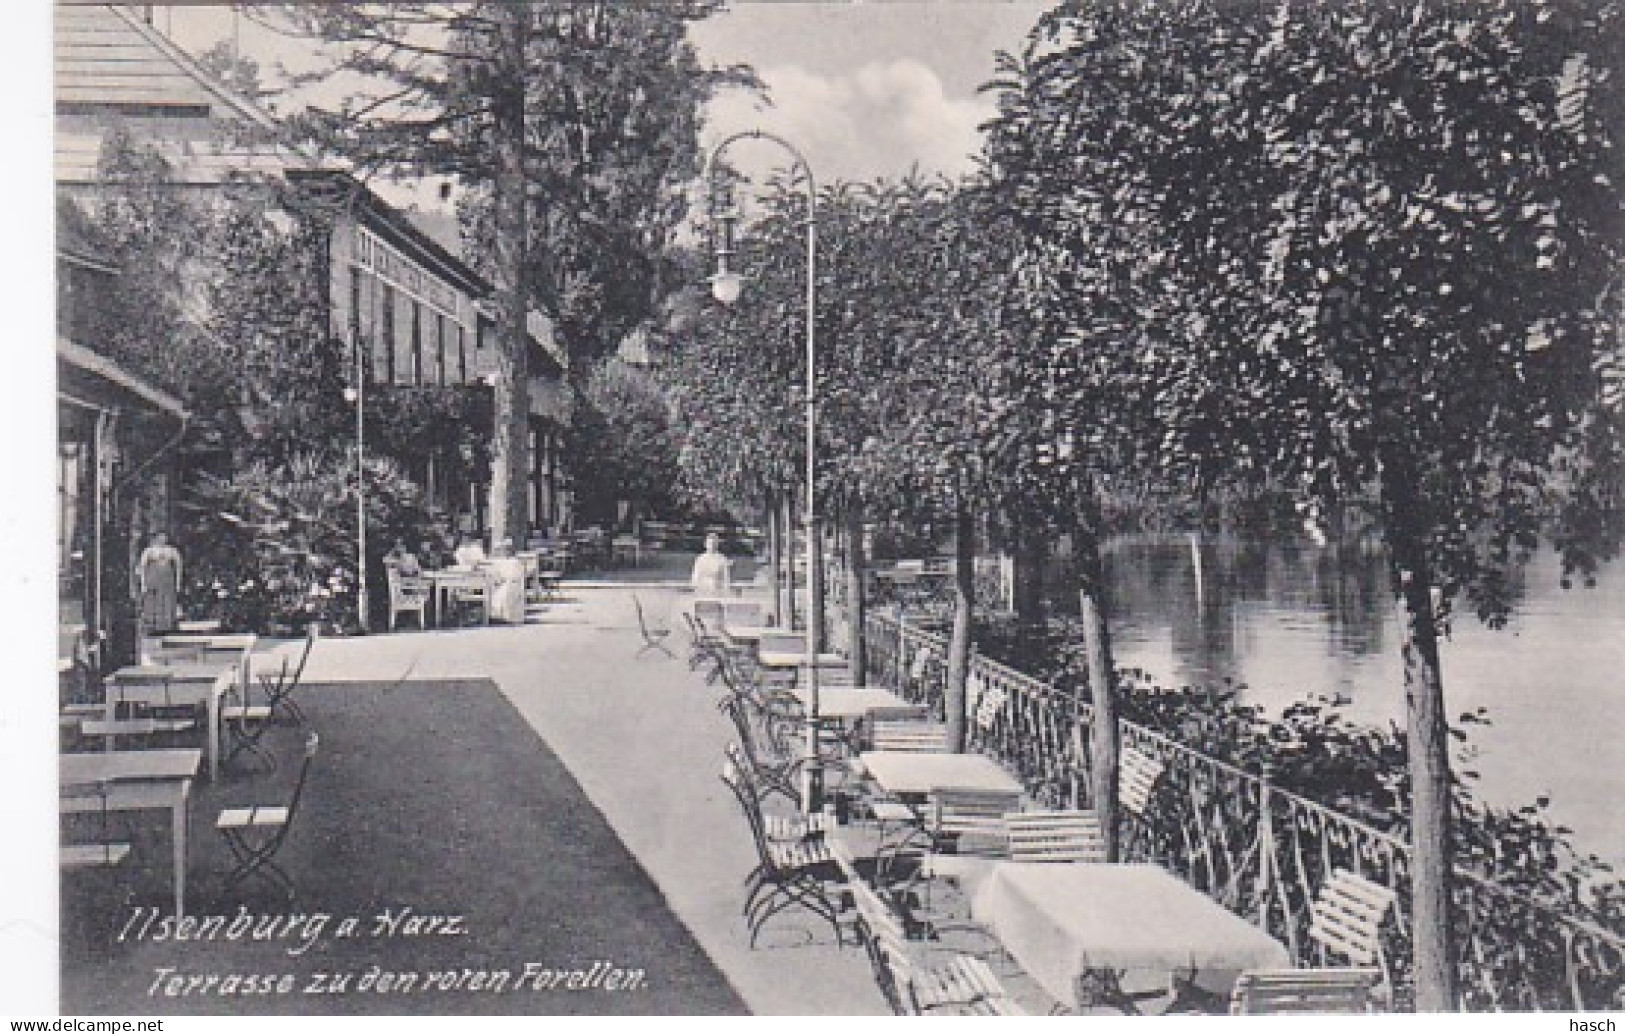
394, 290, 413, 385
411, 302, 423, 385
457, 324, 468, 383
436, 313, 448, 386
380, 283, 397, 384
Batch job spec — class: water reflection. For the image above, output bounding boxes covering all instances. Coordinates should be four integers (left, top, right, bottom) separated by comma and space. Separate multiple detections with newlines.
1061, 535, 1625, 862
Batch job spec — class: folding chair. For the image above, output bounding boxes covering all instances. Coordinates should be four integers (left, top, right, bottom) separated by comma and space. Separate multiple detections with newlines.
107, 675, 199, 744
1006, 809, 1107, 863
720, 760, 849, 948
725, 743, 834, 844
721, 699, 802, 807
386, 563, 429, 631
909, 789, 1018, 926
632, 594, 675, 659
850, 877, 1024, 1016
257, 626, 317, 727
1229, 968, 1383, 1014
217, 732, 319, 899
59, 779, 132, 871
221, 673, 276, 774
869, 719, 949, 753
683, 614, 725, 682
1308, 869, 1398, 994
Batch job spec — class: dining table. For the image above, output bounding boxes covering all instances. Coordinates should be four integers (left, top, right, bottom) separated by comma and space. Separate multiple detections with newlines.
970, 862, 1292, 1011
426, 567, 493, 627
858, 749, 1026, 798
105, 663, 237, 780
721, 623, 780, 647
758, 650, 848, 670
60, 748, 201, 917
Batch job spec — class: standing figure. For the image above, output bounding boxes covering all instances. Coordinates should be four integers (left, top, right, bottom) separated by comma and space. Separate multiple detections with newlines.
137, 532, 183, 635
690, 532, 733, 597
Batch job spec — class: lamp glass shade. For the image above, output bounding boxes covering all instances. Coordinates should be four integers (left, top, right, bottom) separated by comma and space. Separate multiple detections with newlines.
710, 271, 744, 306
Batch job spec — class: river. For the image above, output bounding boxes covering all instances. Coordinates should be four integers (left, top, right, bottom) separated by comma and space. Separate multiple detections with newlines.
1088, 535, 1625, 865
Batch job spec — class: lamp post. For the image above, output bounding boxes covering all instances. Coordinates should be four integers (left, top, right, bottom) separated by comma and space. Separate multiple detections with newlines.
707, 129, 825, 814
343, 335, 369, 633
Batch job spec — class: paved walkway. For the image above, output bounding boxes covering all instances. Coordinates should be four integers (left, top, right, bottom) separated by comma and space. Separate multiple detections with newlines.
293, 581, 889, 1016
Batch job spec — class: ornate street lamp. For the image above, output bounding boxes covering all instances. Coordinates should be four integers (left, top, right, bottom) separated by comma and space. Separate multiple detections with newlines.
706, 129, 825, 813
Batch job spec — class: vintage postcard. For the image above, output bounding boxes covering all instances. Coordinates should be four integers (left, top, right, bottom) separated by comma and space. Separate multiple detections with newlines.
17, 0, 1625, 1020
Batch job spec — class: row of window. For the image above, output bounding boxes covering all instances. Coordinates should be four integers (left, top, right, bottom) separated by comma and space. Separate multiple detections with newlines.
348, 264, 472, 387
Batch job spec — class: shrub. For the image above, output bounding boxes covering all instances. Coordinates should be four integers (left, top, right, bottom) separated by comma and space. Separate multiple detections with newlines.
176, 452, 455, 635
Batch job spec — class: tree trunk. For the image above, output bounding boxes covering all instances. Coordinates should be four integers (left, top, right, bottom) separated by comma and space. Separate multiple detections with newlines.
808, 515, 826, 653
780, 493, 797, 630
844, 502, 866, 685
486, 5, 532, 552
1383, 463, 1459, 1011
944, 502, 975, 753
1075, 518, 1120, 860
1012, 511, 1045, 627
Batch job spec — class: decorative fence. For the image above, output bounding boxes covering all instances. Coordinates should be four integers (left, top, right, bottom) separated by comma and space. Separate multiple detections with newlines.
860, 609, 1625, 1011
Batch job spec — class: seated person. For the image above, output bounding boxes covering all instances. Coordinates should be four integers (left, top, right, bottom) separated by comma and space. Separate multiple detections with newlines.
690, 532, 733, 596
385, 538, 423, 577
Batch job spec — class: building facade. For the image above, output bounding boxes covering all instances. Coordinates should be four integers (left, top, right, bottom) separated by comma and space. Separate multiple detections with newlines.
56, 2, 575, 581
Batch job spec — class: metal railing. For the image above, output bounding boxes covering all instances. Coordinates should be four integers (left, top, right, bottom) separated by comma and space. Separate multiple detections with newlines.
860, 609, 1625, 1011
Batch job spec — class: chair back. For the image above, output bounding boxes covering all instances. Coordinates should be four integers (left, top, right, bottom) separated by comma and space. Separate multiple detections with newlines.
632, 594, 662, 636
1118, 746, 1166, 817
1309, 869, 1397, 967
1230, 968, 1381, 1014
719, 758, 773, 865
60, 778, 129, 868
287, 625, 318, 685
1006, 809, 1107, 863
387, 564, 427, 604
972, 677, 1007, 731
870, 720, 949, 753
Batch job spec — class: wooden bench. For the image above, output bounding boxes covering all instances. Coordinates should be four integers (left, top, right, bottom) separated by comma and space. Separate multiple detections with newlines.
1230, 967, 1382, 1014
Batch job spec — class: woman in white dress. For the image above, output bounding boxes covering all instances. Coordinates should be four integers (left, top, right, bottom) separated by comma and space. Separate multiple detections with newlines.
690, 533, 733, 597
136, 531, 183, 634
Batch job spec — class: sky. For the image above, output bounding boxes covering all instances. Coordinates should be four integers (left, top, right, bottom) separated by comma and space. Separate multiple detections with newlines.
149, 1, 1053, 196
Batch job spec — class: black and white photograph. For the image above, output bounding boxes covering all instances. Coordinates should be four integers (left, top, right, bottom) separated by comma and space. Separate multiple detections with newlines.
9, 0, 1625, 1018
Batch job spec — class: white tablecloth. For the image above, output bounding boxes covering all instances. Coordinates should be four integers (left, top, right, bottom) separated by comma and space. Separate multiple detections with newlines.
858, 750, 1025, 797
970, 862, 1290, 1005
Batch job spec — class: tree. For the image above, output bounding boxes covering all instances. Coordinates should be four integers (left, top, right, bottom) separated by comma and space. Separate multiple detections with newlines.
457, 3, 758, 371
263, 3, 751, 548
259, 4, 538, 549
567, 358, 683, 527
194, 40, 267, 103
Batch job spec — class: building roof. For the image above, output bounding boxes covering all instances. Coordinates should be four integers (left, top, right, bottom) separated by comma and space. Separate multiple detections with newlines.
57, 335, 188, 420
287, 168, 492, 300
54, 3, 312, 185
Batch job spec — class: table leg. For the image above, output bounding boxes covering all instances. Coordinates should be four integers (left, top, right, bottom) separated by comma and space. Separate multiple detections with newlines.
207, 683, 221, 781
173, 783, 189, 918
